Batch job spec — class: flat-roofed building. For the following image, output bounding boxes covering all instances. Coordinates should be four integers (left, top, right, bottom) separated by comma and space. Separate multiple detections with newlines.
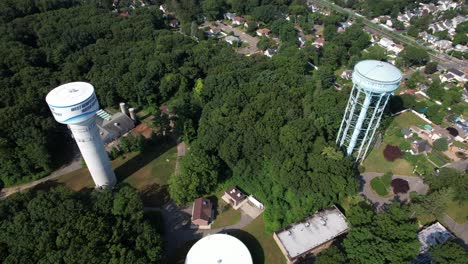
222, 186, 247, 209
273, 206, 349, 263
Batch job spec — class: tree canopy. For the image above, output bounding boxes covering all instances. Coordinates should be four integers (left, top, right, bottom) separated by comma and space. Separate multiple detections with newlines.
0, 186, 163, 263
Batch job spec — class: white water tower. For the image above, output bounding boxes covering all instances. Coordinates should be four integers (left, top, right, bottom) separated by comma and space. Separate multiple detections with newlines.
46, 82, 116, 188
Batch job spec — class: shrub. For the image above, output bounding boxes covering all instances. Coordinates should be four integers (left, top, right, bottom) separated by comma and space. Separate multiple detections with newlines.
433, 138, 449, 152
371, 177, 389, 196
391, 178, 410, 194
382, 172, 393, 187
455, 152, 465, 158
383, 145, 403, 161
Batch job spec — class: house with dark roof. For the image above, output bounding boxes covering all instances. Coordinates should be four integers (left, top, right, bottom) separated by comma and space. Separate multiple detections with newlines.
448, 68, 466, 82
402, 128, 413, 139
411, 140, 432, 155
191, 197, 213, 227
96, 112, 135, 144
222, 186, 247, 210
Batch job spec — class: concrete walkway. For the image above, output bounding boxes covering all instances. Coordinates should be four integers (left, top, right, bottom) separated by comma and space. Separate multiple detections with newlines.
0, 158, 81, 199
360, 172, 429, 207
442, 214, 468, 244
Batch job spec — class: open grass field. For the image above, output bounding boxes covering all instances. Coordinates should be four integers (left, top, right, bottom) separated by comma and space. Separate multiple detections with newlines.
230, 216, 286, 264
55, 143, 177, 199
211, 204, 241, 229
363, 145, 414, 175
392, 111, 428, 129
445, 199, 468, 224
370, 177, 389, 196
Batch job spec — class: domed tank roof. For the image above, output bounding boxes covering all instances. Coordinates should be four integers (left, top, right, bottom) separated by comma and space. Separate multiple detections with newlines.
46, 82, 99, 125
185, 234, 253, 264
352, 60, 402, 93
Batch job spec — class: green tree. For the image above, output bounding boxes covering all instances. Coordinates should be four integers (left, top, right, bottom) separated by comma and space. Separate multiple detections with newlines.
201, 0, 225, 20
400, 46, 430, 67
343, 203, 420, 263
433, 137, 448, 151
430, 241, 468, 264
424, 61, 438, 74
169, 148, 220, 204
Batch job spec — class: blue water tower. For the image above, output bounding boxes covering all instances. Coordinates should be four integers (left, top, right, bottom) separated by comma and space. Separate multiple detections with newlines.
336, 60, 402, 160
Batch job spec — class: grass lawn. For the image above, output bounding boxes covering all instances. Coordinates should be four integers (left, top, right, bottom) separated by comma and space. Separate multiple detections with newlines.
56, 143, 177, 199
427, 151, 449, 167
445, 199, 468, 224
392, 111, 428, 129
56, 153, 137, 191
370, 177, 389, 196
123, 145, 177, 189
363, 145, 414, 175
211, 203, 242, 229
230, 216, 286, 264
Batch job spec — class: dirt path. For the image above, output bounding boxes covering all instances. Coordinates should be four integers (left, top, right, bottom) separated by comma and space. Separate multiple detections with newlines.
174, 141, 187, 176
0, 158, 81, 199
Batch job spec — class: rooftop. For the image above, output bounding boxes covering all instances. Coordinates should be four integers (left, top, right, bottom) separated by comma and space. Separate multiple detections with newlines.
192, 197, 212, 222
46, 82, 95, 108
185, 234, 252, 264
274, 206, 349, 259
418, 222, 454, 253
225, 186, 246, 203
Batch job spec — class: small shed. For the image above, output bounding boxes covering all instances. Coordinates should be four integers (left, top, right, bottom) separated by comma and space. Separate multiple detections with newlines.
222, 186, 246, 209
191, 197, 213, 227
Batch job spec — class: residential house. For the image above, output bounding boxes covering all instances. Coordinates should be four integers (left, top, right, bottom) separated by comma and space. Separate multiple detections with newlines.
462, 89, 468, 103
298, 35, 307, 47
437, 0, 459, 11
402, 128, 413, 139
225, 36, 240, 45
418, 222, 454, 253
264, 48, 278, 58
232, 16, 245, 26
222, 186, 247, 210
433, 40, 453, 51
191, 197, 213, 227
169, 19, 179, 28
448, 68, 466, 82
454, 44, 468, 52
420, 32, 439, 44
411, 140, 432, 155
273, 206, 349, 263
340, 70, 353, 80
389, 44, 404, 54
439, 73, 456, 83
224, 12, 236, 20
256, 28, 271, 37
96, 111, 135, 144
313, 38, 325, 48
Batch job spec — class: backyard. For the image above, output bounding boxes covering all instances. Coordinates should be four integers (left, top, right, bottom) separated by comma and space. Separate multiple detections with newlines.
363, 111, 433, 175
211, 201, 242, 229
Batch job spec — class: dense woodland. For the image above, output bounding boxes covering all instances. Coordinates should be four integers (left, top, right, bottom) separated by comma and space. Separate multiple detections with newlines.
0, 186, 163, 263
1, 0, 466, 263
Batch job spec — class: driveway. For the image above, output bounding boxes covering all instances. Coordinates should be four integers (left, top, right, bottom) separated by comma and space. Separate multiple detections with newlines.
360, 172, 429, 208
145, 200, 264, 254
201, 21, 260, 55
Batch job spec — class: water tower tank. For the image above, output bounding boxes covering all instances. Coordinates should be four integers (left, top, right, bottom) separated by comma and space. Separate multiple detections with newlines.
185, 234, 253, 264
46, 82, 116, 188
336, 60, 402, 160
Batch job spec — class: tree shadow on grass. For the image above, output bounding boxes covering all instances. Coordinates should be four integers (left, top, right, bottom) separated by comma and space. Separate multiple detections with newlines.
140, 183, 170, 207
114, 140, 176, 182
223, 229, 265, 264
